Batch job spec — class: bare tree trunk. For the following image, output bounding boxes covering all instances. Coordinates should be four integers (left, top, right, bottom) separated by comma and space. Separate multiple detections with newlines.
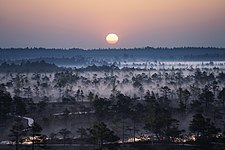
133, 122, 136, 142
16, 135, 19, 150
122, 120, 125, 143
32, 134, 34, 150
63, 136, 66, 147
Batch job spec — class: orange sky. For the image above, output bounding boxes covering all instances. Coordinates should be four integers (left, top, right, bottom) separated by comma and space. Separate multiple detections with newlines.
0, 0, 225, 48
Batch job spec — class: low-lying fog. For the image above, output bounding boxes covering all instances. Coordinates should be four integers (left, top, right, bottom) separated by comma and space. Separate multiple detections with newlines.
1, 61, 224, 103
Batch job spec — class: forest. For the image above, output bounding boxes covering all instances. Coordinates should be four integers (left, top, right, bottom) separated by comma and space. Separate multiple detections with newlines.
1, 47, 225, 67
0, 48, 225, 150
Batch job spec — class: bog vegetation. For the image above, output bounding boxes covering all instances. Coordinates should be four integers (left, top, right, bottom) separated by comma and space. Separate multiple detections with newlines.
0, 48, 225, 150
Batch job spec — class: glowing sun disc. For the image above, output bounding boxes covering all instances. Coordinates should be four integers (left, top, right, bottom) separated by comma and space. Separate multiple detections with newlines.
106, 33, 118, 44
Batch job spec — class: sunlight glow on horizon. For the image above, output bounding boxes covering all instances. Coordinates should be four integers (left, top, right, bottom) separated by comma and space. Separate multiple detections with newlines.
0, 0, 225, 49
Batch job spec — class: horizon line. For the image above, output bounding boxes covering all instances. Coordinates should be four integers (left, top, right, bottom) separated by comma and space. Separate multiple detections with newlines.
1, 46, 225, 50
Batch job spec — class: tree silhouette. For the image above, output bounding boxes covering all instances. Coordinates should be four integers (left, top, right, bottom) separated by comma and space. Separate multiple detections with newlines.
0, 90, 13, 120
177, 88, 191, 111
218, 87, 225, 107
87, 91, 94, 103
9, 119, 27, 150
199, 87, 214, 109
88, 122, 120, 149
189, 114, 220, 139
77, 127, 88, 140
30, 122, 43, 150
115, 94, 134, 143
13, 97, 27, 116
93, 97, 112, 121
58, 128, 72, 146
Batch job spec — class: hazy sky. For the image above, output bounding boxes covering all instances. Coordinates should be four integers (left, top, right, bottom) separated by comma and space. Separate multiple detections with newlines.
0, 0, 225, 49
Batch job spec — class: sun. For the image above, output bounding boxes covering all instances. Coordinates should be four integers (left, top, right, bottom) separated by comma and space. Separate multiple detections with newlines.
106, 33, 119, 44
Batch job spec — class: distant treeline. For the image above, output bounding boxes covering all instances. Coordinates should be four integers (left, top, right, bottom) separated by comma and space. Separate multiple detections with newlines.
1, 47, 225, 62
0, 60, 158, 73
0, 60, 64, 73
